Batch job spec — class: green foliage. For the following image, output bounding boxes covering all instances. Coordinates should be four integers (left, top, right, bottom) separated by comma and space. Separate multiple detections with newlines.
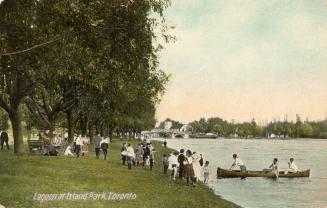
181, 117, 327, 139
0, 0, 172, 145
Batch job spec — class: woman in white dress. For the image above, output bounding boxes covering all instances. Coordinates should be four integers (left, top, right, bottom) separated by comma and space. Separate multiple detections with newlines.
192, 152, 202, 183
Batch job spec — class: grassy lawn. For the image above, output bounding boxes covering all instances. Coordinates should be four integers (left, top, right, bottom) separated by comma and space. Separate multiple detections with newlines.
0, 139, 240, 208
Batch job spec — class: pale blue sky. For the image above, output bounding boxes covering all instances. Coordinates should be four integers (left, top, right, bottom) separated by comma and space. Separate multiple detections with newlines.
157, 0, 327, 123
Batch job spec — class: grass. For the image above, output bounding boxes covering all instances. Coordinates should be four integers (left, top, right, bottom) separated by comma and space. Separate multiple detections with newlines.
0, 139, 240, 208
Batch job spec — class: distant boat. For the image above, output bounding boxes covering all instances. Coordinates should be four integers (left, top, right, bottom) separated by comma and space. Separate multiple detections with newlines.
217, 167, 310, 178
190, 133, 217, 139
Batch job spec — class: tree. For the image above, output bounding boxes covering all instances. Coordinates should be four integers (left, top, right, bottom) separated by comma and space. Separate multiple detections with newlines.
0, 0, 43, 154
0, 109, 9, 130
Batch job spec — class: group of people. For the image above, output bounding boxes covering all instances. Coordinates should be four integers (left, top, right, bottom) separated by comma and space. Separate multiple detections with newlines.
230, 154, 300, 178
120, 142, 156, 170
119, 140, 212, 186
64, 134, 111, 159
164, 148, 212, 186
38, 131, 64, 156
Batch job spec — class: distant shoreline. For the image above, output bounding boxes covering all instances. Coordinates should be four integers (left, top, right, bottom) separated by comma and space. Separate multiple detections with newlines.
154, 137, 327, 141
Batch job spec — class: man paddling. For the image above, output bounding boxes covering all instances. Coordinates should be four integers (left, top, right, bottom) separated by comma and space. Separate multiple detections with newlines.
230, 154, 246, 173
269, 158, 279, 178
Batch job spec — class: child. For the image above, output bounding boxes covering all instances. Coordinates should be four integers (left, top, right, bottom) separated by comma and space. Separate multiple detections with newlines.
163, 154, 169, 174
203, 161, 211, 184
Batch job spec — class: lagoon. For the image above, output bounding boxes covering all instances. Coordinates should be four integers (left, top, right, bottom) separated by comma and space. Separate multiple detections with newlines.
165, 138, 327, 208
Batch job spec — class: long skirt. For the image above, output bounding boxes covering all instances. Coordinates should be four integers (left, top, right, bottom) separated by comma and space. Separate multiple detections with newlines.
135, 153, 143, 164
184, 164, 195, 177
192, 162, 202, 178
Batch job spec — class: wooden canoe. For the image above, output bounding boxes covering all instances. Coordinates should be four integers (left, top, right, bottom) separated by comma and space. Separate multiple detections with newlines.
217, 167, 310, 178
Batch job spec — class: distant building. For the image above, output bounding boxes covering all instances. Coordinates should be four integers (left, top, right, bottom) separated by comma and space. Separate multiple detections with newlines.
164, 121, 172, 130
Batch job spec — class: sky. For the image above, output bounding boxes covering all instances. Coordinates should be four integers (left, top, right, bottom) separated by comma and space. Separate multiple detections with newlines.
156, 0, 327, 124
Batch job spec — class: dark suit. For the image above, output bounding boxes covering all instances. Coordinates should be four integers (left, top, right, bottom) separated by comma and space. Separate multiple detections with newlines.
177, 153, 185, 179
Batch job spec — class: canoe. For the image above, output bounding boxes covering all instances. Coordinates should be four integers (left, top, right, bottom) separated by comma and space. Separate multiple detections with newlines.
217, 167, 310, 178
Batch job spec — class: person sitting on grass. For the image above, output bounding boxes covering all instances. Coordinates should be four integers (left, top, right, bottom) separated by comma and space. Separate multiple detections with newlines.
163, 154, 169, 174
287, 158, 299, 173
230, 154, 246, 173
64, 144, 74, 156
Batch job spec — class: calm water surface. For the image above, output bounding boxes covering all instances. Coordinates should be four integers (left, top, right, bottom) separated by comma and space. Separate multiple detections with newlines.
163, 138, 327, 208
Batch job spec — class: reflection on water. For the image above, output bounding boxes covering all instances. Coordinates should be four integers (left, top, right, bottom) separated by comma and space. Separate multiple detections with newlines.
165, 138, 327, 208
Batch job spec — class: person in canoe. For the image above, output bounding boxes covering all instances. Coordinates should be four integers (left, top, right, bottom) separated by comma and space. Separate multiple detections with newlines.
229, 154, 246, 173
287, 158, 299, 173
268, 158, 279, 178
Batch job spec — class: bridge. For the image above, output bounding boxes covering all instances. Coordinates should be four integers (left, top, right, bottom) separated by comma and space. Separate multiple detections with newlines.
141, 129, 190, 139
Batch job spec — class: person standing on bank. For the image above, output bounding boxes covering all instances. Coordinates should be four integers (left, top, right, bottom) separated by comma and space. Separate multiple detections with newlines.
0, 131, 9, 150
203, 161, 212, 184
163, 140, 167, 148
169, 151, 179, 180
177, 149, 186, 179
184, 150, 196, 186
163, 154, 169, 174
94, 134, 102, 159
149, 144, 155, 170
100, 137, 110, 160
121, 143, 127, 165
192, 152, 202, 184
230, 154, 246, 173
199, 154, 204, 166
126, 143, 135, 170
75, 135, 82, 157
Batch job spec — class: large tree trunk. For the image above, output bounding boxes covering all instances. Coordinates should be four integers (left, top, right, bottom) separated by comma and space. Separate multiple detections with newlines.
88, 125, 94, 143
80, 113, 88, 137
66, 110, 75, 143
48, 120, 56, 139
9, 108, 24, 154
100, 123, 105, 137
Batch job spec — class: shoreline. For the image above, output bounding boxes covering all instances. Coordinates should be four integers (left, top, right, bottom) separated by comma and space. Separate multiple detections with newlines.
0, 139, 241, 208
153, 137, 327, 141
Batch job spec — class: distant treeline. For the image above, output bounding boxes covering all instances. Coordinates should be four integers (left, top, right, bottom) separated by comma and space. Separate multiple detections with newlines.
158, 117, 327, 139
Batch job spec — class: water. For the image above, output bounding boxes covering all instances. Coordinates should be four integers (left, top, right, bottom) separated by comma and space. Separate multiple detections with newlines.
162, 138, 327, 208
